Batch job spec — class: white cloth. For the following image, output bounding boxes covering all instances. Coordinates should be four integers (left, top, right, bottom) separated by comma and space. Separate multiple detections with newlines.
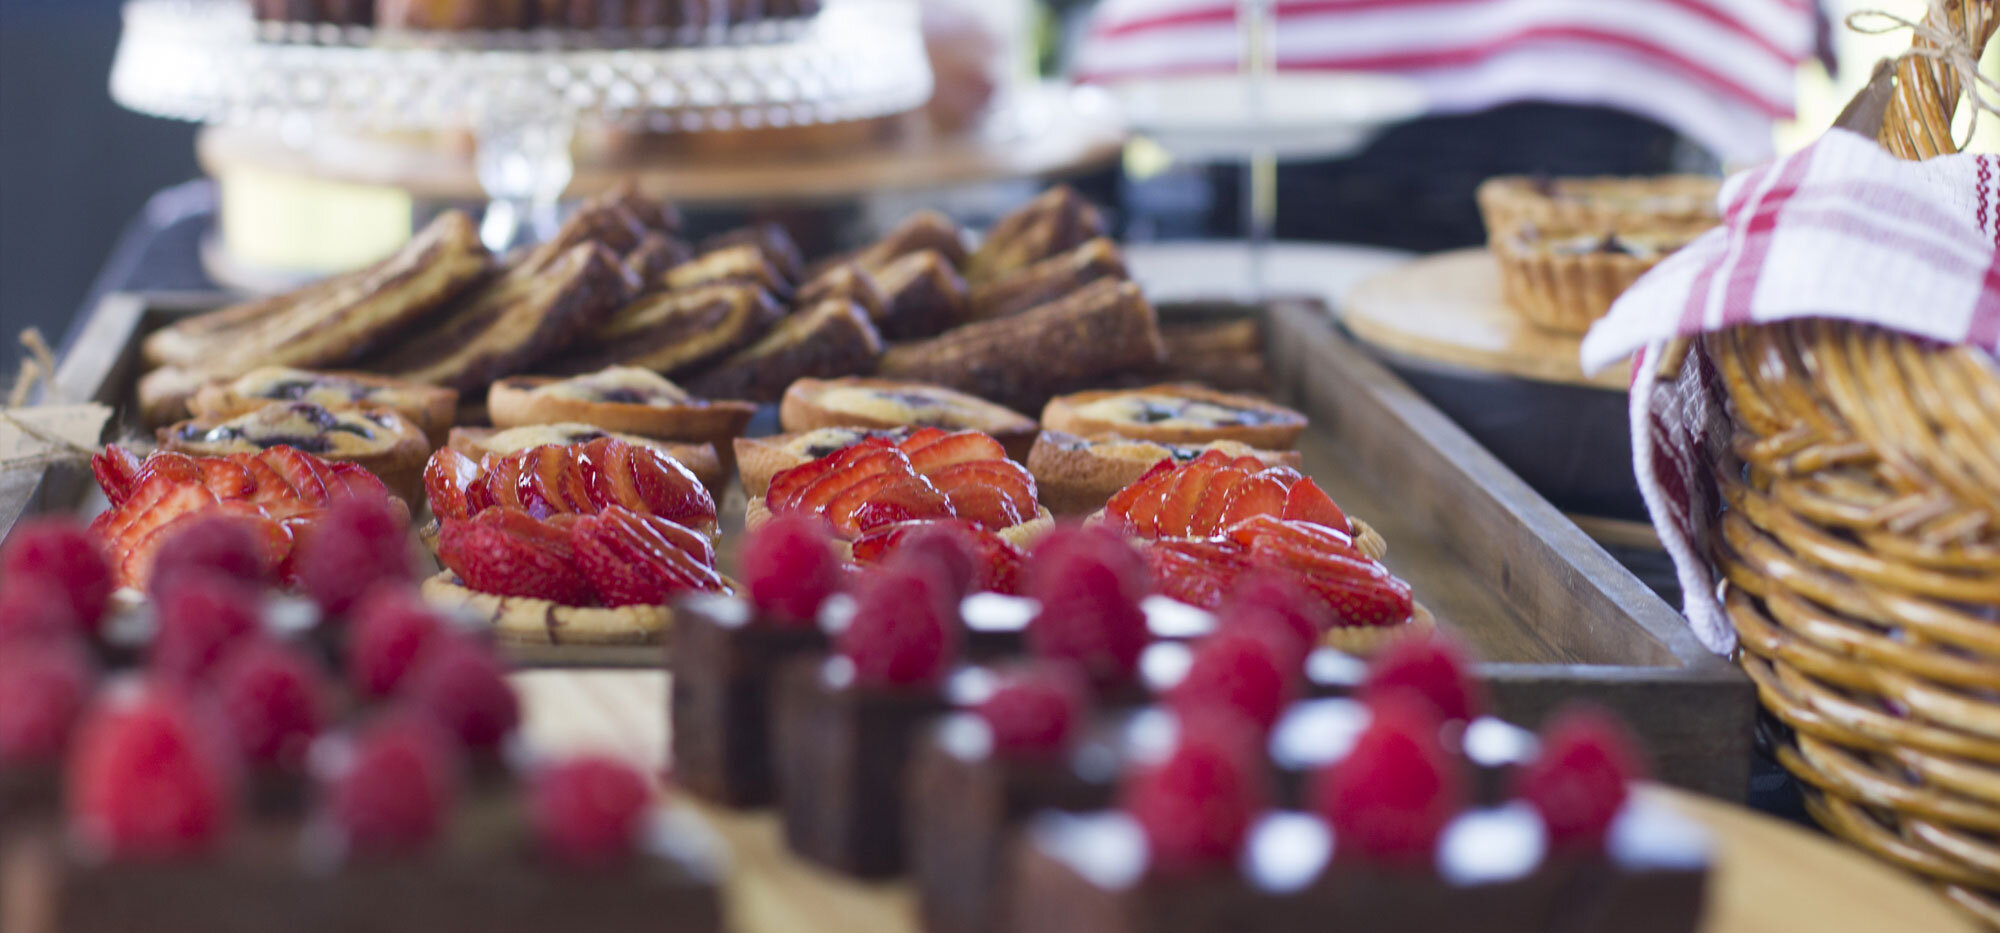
1580, 128, 2000, 653
1075, 0, 1815, 161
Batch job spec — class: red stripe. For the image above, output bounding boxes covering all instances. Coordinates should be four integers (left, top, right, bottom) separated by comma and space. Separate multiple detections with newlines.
1678, 157, 1782, 334
1967, 251, 2000, 348
1718, 143, 1817, 327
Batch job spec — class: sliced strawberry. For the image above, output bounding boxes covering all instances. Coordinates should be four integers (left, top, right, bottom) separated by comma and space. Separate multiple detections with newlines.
95, 472, 197, 547
274, 515, 318, 588
323, 461, 390, 500
436, 508, 591, 606
1185, 465, 1252, 538
790, 446, 912, 516
1229, 455, 1268, 473
1104, 459, 1177, 533
133, 451, 204, 490
1153, 451, 1233, 538
904, 431, 1010, 477
424, 449, 482, 522
930, 460, 1037, 531
767, 438, 897, 513
896, 427, 952, 454
569, 507, 722, 606
257, 447, 332, 507
847, 476, 955, 536
193, 458, 255, 501
1217, 471, 1291, 528
1225, 514, 1362, 560
1281, 478, 1350, 533
226, 453, 303, 514
627, 447, 716, 531
134, 501, 295, 591
942, 486, 1027, 533
110, 485, 223, 589
825, 471, 911, 528
1142, 538, 1250, 610
852, 520, 1026, 595
1288, 564, 1412, 628
1247, 532, 1392, 592
479, 455, 531, 514
575, 437, 640, 513
519, 446, 594, 518
93, 445, 145, 506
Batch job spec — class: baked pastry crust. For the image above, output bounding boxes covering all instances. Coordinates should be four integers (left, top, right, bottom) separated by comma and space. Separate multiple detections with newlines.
159, 402, 430, 501
1025, 430, 1302, 516
1476, 175, 1720, 243
967, 236, 1125, 321
966, 185, 1106, 285
1494, 227, 1707, 335
448, 423, 725, 494
559, 283, 784, 377
189, 367, 459, 446
733, 426, 913, 499
1040, 384, 1306, 449
779, 378, 1038, 459
421, 571, 695, 646
684, 298, 884, 403
488, 368, 756, 444
1321, 603, 1435, 656
870, 249, 969, 340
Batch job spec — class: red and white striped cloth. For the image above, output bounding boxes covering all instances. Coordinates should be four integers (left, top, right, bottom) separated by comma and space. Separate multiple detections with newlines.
1075, 0, 1816, 161
1580, 128, 2000, 653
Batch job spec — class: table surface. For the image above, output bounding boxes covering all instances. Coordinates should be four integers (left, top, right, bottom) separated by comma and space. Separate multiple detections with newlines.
512, 670, 1976, 933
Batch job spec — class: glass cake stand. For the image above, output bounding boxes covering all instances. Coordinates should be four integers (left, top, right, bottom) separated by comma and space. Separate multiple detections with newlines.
110, 0, 936, 249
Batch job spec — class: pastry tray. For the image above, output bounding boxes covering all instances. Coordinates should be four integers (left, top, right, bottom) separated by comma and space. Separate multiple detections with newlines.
2, 291, 1753, 798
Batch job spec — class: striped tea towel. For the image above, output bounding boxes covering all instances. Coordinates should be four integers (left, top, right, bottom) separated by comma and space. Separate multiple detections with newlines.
1580, 127, 2000, 653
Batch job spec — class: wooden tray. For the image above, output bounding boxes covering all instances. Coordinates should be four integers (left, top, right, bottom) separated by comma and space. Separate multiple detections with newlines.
2, 291, 1751, 797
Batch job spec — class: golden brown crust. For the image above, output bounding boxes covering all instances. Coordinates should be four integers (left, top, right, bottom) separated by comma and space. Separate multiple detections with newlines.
487, 374, 757, 444
852, 210, 968, 275
795, 264, 886, 322
560, 283, 785, 377
698, 222, 805, 285
136, 366, 212, 429
871, 249, 969, 340
447, 424, 725, 494
1319, 605, 1434, 656
1476, 175, 1720, 243
1025, 430, 1303, 516
621, 232, 692, 288
966, 186, 1107, 285
420, 571, 695, 646
967, 236, 1126, 321
667, 243, 790, 298
160, 403, 431, 502
188, 368, 459, 446
875, 278, 1165, 413
684, 299, 884, 403
778, 377, 1039, 459
1492, 234, 1695, 335
1040, 384, 1306, 449
732, 426, 913, 499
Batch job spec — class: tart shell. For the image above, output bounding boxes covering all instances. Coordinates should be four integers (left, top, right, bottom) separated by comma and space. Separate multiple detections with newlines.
1476, 175, 1721, 243
189, 369, 459, 447
1320, 603, 1436, 656
158, 404, 430, 503
1040, 384, 1306, 449
421, 571, 729, 646
1492, 239, 1665, 336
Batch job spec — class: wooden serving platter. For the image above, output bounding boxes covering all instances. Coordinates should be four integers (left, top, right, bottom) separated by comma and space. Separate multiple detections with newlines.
1, 291, 1750, 797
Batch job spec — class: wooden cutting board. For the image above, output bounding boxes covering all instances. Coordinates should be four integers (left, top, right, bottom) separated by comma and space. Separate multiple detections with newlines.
512, 670, 1977, 933
1342, 249, 1630, 391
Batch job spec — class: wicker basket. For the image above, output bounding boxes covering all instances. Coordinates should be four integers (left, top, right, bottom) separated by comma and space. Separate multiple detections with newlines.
1710, 2, 2000, 924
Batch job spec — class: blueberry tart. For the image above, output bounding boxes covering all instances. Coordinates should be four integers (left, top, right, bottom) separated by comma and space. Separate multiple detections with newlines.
188, 367, 459, 445
1477, 174, 1720, 243
1494, 226, 1709, 334
1039, 384, 1306, 449
487, 367, 757, 447
159, 402, 430, 501
779, 378, 1038, 459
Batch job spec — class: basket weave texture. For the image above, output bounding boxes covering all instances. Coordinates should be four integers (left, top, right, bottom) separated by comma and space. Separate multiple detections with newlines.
1711, 2, 2000, 925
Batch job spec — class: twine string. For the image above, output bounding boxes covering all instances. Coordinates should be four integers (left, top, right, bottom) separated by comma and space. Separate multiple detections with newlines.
2, 328, 97, 469
1847, 0, 2000, 148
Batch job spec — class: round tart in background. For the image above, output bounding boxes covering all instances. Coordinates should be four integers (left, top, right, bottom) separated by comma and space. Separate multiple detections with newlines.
1476, 174, 1721, 243
189, 367, 459, 446
487, 367, 757, 446
421, 572, 734, 647
159, 401, 429, 501
778, 377, 1039, 459
1040, 384, 1306, 449
1494, 227, 1709, 335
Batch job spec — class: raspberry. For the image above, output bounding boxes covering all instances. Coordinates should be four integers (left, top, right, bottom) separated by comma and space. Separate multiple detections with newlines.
1362, 635, 1484, 724
532, 755, 654, 868
0, 638, 94, 765
976, 663, 1089, 759
1219, 570, 1329, 665
1312, 694, 1464, 868
886, 522, 979, 601
1514, 706, 1644, 853
327, 711, 460, 856
347, 588, 448, 699
150, 574, 262, 684
1168, 630, 1295, 732
1026, 523, 1147, 597
837, 561, 959, 688
146, 513, 273, 596
402, 637, 519, 752
740, 515, 844, 625
1, 517, 113, 631
1025, 556, 1148, 689
299, 494, 414, 617
214, 640, 328, 773
66, 681, 235, 859
1120, 710, 1264, 876
0, 576, 82, 645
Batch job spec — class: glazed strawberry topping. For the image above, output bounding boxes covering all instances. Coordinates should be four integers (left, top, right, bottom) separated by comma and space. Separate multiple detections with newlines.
763, 429, 1036, 540
0, 577, 82, 646
1514, 706, 1643, 853
1025, 522, 1149, 596
851, 520, 1026, 597
0, 638, 93, 765
214, 640, 328, 773
145, 512, 279, 595
424, 448, 482, 522
740, 515, 844, 625
150, 575, 262, 684
67, 681, 235, 860
1362, 635, 1484, 724
1026, 548, 1149, 690
975, 663, 1089, 759
1169, 630, 1296, 733
1133, 513, 1412, 629
347, 589, 449, 699
1143, 538, 1250, 610
423, 437, 717, 533
1121, 710, 1265, 876
1106, 453, 1355, 539
436, 507, 594, 606
1313, 695, 1464, 868
299, 493, 414, 617
532, 756, 654, 868
401, 636, 520, 752
1, 517, 113, 632
570, 507, 723, 607
437, 492, 726, 609
1219, 571, 1331, 667
328, 711, 460, 856
1282, 478, 1349, 533
838, 558, 959, 688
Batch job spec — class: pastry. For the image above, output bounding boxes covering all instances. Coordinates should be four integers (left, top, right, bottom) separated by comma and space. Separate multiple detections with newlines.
141, 211, 491, 376
622, 231, 692, 286
805, 210, 968, 282
779, 377, 1038, 460
870, 249, 969, 339
446, 423, 724, 495
698, 222, 805, 285
159, 402, 431, 503
967, 237, 1125, 321
1041, 384, 1305, 449
751, 428, 1054, 549
378, 0, 528, 28
794, 263, 887, 322
187, 367, 459, 446
875, 278, 1165, 413
135, 366, 216, 430
559, 283, 785, 377
684, 299, 884, 403
1494, 227, 1708, 335
1025, 430, 1301, 515
1153, 318, 1268, 393
1476, 174, 1721, 244
666, 243, 790, 299
964, 186, 1106, 285
488, 368, 757, 444
1103, 450, 1386, 558
733, 426, 915, 499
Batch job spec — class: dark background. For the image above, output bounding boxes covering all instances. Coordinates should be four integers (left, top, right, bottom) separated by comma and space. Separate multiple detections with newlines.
0, 0, 199, 365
